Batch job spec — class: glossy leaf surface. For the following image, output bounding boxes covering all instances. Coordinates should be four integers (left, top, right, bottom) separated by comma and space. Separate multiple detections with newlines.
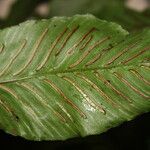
0, 15, 149, 140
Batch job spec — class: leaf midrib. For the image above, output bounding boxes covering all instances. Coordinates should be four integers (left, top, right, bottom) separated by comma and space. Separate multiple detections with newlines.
0, 62, 145, 84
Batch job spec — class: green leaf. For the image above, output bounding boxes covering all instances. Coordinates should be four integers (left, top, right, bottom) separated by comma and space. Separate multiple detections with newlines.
0, 15, 149, 141
50, 0, 150, 31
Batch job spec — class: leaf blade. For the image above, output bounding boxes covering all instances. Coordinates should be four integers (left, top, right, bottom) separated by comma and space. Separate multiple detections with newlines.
0, 15, 149, 141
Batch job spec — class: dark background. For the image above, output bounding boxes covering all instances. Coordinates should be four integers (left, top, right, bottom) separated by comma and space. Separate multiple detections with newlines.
0, 112, 150, 150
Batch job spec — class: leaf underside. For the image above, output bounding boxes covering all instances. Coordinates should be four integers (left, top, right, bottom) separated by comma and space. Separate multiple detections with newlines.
0, 15, 150, 141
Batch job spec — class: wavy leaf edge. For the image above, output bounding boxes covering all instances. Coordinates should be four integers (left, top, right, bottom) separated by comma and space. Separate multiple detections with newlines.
0, 14, 149, 141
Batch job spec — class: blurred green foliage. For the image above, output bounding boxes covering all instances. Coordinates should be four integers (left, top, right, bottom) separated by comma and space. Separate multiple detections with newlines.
0, 0, 41, 28
0, 0, 149, 31
50, 0, 150, 31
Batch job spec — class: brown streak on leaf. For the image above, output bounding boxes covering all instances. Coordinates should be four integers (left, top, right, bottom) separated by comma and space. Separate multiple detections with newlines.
95, 71, 132, 103
69, 36, 110, 68
36, 28, 68, 71
121, 46, 150, 64
43, 79, 87, 119
55, 26, 79, 56
63, 75, 106, 114
113, 72, 150, 99
13, 28, 49, 76
129, 69, 150, 85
